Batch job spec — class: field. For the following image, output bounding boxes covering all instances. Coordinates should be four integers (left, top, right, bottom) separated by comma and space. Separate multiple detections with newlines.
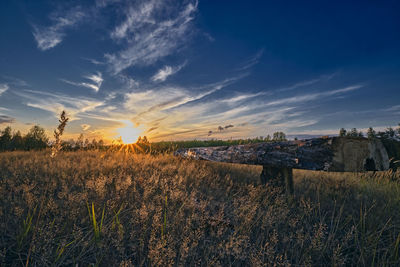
1, 151, 400, 266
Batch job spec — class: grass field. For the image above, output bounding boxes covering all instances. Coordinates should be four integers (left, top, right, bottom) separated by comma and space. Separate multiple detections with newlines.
1, 151, 400, 266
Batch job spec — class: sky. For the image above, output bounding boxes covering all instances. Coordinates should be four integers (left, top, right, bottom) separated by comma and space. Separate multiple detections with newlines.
0, 0, 399, 142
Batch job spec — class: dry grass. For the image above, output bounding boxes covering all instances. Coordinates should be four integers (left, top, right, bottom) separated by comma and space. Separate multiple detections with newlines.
0, 150, 400, 266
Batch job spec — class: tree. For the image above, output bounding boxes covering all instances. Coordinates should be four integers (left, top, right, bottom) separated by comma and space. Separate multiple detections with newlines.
98, 139, 104, 148
76, 133, 84, 149
367, 127, 376, 139
24, 125, 48, 150
339, 128, 347, 137
84, 138, 90, 148
272, 132, 286, 141
349, 128, 359, 137
91, 138, 98, 149
0, 126, 12, 151
141, 136, 149, 144
11, 130, 24, 150
386, 127, 395, 138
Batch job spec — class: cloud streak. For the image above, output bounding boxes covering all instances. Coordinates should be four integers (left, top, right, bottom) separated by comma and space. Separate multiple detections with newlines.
32, 7, 85, 51
0, 115, 15, 125
0, 84, 8, 96
62, 72, 103, 92
151, 62, 186, 82
15, 89, 104, 120
106, 0, 198, 73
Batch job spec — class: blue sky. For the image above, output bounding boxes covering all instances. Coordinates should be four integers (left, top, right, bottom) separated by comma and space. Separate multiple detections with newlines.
0, 0, 399, 141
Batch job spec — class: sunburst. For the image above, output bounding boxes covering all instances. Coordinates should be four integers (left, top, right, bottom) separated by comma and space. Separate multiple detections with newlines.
117, 120, 142, 144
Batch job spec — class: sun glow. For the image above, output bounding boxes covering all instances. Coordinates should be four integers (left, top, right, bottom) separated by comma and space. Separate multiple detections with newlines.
117, 120, 142, 144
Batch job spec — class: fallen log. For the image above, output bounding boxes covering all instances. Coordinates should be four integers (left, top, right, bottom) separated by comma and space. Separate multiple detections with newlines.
175, 137, 390, 194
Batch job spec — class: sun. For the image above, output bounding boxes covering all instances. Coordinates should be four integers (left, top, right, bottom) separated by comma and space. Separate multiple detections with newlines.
117, 120, 142, 144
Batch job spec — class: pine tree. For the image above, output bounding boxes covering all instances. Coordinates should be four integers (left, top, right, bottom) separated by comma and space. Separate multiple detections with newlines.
339, 128, 347, 137
367, 127, 376, 139
11, 130, 24, 150
386, 127, 395, 138
0, 126, 12, 151
349, 128, 358, 137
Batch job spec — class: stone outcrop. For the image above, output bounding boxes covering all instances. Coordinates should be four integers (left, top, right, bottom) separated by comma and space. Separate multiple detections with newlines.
175, 137, 390, 172
175, 137, 390, 195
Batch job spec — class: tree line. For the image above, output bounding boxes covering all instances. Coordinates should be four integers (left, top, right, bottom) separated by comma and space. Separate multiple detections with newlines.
0, 125, 105, 152
1, 122, 399, 153
338, 123, 400, 139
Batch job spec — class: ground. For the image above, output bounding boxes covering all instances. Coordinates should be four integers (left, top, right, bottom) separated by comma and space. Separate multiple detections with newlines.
1, 151, 400, 266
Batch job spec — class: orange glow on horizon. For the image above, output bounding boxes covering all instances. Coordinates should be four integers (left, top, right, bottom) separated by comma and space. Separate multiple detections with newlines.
117, 120, 142, 144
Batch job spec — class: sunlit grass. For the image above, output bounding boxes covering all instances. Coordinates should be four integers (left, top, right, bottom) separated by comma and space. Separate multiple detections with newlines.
0, 150, 399, 265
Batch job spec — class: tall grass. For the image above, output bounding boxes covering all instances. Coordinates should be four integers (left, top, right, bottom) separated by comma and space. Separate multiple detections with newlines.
0, 150, 399, 265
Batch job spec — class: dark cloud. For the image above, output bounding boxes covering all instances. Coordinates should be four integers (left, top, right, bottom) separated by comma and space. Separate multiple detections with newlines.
210, 124, 235, 136
0, 115, 15, 125
147, 127, 158, 133
217, 124, 234, 131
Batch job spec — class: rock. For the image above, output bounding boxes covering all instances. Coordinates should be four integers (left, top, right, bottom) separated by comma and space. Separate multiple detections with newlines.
175, 137, 390, 172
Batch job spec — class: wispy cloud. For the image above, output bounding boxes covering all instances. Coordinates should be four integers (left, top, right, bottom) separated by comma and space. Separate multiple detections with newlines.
14, 89, 104, 120
106, 0, 198, 73
0, 76, 29, 87
276, 73, 337, 93
151, 61, 187, 82
0, 115, 15, 124
145, 83, 362, 140
383, 105, 400, 112
32, 7, 85, 51
0, 84, 8, 96
81, 124, 91, 131
236, 49, 264, 71
264, 85, 362, 107
125, 75, 245, 123
62, 72, 103, 92
82, 57, 106, 65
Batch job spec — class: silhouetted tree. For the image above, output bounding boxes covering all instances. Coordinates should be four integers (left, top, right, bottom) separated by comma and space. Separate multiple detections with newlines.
76, 134, 84, 149
98, 139, 104, 148
24, 125, 48, 150
141, 136, 149, 144
348, 128, 359, 137
11, 130, 24, 150
0, 126, 12, 151
339, 128, 347, 137
272, 132, 286, 141
387, 127, 395, 138
84, 138, 90, 148
367, 127, 376, 139
91, 139, 98, 149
